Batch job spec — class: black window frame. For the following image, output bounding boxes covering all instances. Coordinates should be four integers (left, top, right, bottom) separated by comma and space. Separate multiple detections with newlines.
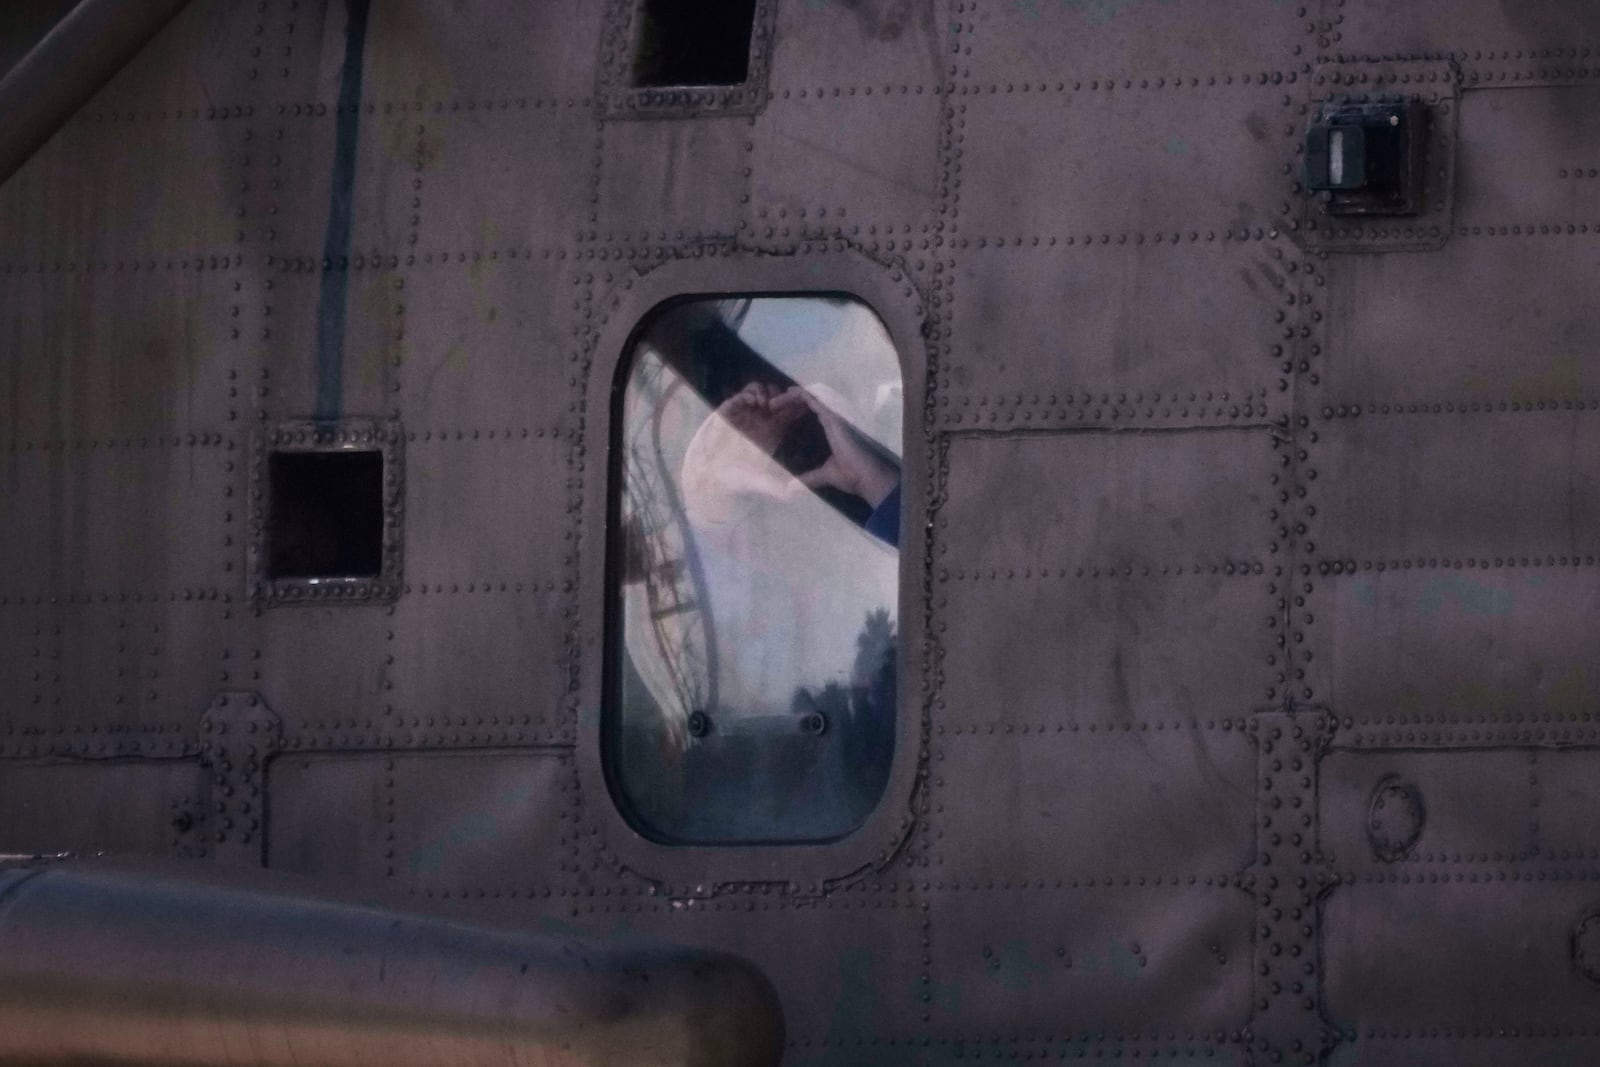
249, 418, 404, 607
598, 0, 777, 119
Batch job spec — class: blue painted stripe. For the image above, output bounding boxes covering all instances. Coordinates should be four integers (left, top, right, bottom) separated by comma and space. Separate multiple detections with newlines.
313, 0, 372, 422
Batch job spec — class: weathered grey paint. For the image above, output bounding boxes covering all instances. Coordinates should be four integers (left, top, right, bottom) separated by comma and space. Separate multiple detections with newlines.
4, 1, 1600, 1064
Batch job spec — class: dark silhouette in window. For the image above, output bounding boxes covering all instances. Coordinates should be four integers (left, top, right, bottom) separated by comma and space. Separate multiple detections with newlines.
267, 451, 384, 578
631, 0, 758, 87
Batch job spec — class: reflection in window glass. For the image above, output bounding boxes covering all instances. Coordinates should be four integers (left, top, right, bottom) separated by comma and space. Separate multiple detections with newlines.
609, 296, 902, 843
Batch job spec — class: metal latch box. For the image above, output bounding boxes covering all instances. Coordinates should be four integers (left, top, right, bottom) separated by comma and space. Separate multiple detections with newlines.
1305, 99, 1429, 217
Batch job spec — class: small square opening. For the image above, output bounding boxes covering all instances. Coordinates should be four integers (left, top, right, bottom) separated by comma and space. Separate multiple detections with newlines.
630, 0, 758, 88
267, 451, 384, 579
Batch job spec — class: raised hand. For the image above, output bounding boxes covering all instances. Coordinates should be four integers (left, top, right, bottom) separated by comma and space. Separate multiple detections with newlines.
789, 387, 898, 508
716, 381, 808, 457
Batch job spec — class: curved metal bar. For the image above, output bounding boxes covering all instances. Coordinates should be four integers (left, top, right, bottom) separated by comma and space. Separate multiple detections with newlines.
0, 859, 783, 1067
0, 0, 195, 187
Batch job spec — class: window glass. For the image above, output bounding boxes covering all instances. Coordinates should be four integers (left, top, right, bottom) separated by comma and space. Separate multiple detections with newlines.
609, 296, 903, 843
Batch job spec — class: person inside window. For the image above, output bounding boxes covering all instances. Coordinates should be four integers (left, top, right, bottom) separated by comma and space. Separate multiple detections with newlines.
612, 297, 901, 842
693, 381, 901, 547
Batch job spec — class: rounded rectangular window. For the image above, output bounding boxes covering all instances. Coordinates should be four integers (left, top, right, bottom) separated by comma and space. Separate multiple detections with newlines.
608, 296, 903, 844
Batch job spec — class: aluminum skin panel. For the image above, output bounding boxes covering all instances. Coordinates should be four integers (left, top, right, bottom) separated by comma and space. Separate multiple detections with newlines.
0, 109, 246, 265
966, 0, 1303, 85
265, 753, 391, 879
398, 258, 582, 431
1, 269, 237, 445
263, 268, 402, 418
959, 84, 1297, 239
1321, 236, 1600, 403
0, 442, 231, 597
1456, 85, 1600, 226
254, 608, 390, 736
927, 886, 1253, 1040
1525, 750, 1600, 861
767, 0, 943, 92
1320, 750, 1537, 871
1314, 412, 1600, 562
0, 761, 198, 855
943, 430, 1277, 569
946, 243, 1292, 416
573, 900, 929, 1050
932, 727, 1257, 884
269, 752, 572, 890
386, 752, 571, 891
1321, 0, 1600, 60
599, 116, 748, 240
1318, 567, 1600, 730
403, 430, 570, 584
940, 573, 1278, 727
410, 107, 594, 251
363, 0, 606, 103
749, 91, 943, 236
51, 603, 228, 735
1325, 881, 1600, 1037
388, 590, 568, 743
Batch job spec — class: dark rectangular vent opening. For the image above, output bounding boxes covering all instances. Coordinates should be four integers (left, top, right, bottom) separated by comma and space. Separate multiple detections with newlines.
630, 0, 757, 87
267, 451, 384, 579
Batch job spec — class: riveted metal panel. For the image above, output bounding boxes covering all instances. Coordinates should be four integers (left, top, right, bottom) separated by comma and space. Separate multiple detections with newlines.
398, 257, 582, 430
575, 900, 928, 1048
403, 430, 570, 583
944, 431, 1276, 567
1320, 0, 1600, 60
1320, 237, 1600, 403
345, 116, 426, 262
0, 443, 232, 596
965, 0, 1303, 85
750, 93, 943, 237
959, 84, 1296, 239
931, 728, 1257, 884
767, 0, 943, 91
1319, 751, 1537, 872
0, 112, 247, 265
597, 117, 747, 241
1319, 568, 1600, 732
48, 603, 228, 735
926, 887, 1253, 1039
0, 761, 199, 855
364, 0, 605, 103
253, 607, 390, 736
385, 752, 572, 890
0, 268, 237, 445
89, 0, 264, 108
0, 611, 29, 721
387, 591, 568, 743
944, 243, 1291, 420
6, 0, 1600, 1059
1522, 751, 1600, 862
255, 112, 344, 258
259, 267, 403, 418
0, 449, 52, 593
264, 753, 390, 879
409, 108, 594, 251
1315, 412, 1600, 561
940, 574, 1278, 726
1324, 881, 1600, 1035
1456, 86, 1600, 225
1328, 1035, 1600, 1067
